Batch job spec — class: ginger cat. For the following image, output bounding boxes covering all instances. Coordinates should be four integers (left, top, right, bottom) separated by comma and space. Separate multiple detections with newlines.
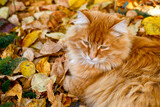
63, 10, 160, 107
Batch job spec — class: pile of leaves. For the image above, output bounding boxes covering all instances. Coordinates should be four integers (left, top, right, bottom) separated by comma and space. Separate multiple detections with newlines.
0, 0, 160, 107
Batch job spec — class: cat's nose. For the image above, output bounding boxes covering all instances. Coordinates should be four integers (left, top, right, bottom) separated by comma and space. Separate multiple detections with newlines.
89, 55, 95, 60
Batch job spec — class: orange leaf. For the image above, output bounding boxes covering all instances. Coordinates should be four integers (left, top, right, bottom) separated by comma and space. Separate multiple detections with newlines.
36, 57, 51, 76
6, 84, 22, 102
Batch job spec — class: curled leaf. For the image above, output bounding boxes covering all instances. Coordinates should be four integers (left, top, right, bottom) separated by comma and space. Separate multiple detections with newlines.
36, 57, 51, 76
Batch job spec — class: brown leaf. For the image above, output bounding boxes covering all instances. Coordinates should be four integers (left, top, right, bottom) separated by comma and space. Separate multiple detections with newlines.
8, 14, 20, 26
9, 1, 26, 14
50, 56, 68, 84
40, 40, 63, 55
46, 79, 55, 104
55, 0, 69, 8
23, 20, 48, 30
41, 4, 58, 11
0, 75, 23, 81
22, 48, 35, 61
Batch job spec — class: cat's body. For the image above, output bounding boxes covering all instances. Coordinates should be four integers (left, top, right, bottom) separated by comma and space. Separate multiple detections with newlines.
63, 11, 160, 107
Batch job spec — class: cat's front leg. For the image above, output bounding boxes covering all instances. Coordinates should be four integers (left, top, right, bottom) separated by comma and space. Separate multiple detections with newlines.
63, 75, 85, 97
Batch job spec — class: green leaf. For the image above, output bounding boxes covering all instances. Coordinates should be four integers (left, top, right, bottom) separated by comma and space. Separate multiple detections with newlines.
9, 57, 27, 70
0, 57, 27, 76
2, 80, 10, 93
122, 1, 128, 9
134, 9, 151, 18
0, 33, 16, 49
0, 57, 12, 75
22, 91, 36, 99
0, 102, 14, 107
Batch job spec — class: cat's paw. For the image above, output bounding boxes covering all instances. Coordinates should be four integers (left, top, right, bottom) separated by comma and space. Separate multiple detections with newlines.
63, 76, 71, 91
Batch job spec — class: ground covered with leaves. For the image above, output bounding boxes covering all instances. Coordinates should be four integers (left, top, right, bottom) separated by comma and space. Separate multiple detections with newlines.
0, 0, 160, 107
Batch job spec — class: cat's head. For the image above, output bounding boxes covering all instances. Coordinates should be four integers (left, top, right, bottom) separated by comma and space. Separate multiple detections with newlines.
66, 11, 132, 71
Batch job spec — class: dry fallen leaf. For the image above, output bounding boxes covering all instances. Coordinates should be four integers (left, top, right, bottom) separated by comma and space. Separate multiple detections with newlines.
31, 41, 43, 50
1, 44, 16, 59
55, 0, 69, 8
47, 79, 55, 104
40, 40, 63, 55
22, 48, 35, 61
31, 73, 56, 92
0, 75, 23, 81
0, 7, 9, 19
128, 20, 142, 36
21, 98, 46, 107
0, 0, 8, 5
69, 0, 86, 9
20, 61, 36, 78
36, 57, 51, 76
9, 1, 26, 14
8, 14, 20, 26
21, 16, 34, 26
22, 30, 42, 47
142, 17, 160, 35
46, 32, 65, 40
6, 84, 22, 102
34, 11, 53, 20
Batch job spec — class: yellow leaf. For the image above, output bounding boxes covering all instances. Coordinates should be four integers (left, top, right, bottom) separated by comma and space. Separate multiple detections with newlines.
31, 73, 56, 92
36, 57, 51, 76
1, 44, 16, 59
0, 0, 7, 5
94, 0, 112, 4
20, 61, 36, 78
142, 17, 160, 35
0, 7, 9, 19
21, 98, 46, 107
69, 0, 86, 9
22, 30, 42, 47
6, 84, 22, 102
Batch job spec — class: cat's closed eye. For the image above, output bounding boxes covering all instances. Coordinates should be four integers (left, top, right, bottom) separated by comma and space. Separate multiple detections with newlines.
99, 45, 110, 51
81, 40, 90, 47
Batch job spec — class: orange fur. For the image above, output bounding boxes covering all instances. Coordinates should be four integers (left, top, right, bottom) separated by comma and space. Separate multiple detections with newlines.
63, 11, 160, 107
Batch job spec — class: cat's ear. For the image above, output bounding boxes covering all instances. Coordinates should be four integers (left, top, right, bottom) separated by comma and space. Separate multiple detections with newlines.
73, 10, 90, 25
111, 20, 128, 37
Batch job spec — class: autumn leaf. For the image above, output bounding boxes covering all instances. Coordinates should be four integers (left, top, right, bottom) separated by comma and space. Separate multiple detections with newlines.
0, 7, 9, 19
142, 17, 160, 35
94, 0, 113, 4
20, 61, 36, 78
22, 48, 35, 61
22, 30, 42, 47
0, 0, 8, 5
36, 57, 51, 76
1, 44, 16, 59
69, 0, 86, 9
31, 73, 56, 92
47, 79, 64, 107
46, 32, 65, 40
21, 98, 46, 107
0, 19, 16, 33
40, 40, 63, 55
6, 84, 22, 102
